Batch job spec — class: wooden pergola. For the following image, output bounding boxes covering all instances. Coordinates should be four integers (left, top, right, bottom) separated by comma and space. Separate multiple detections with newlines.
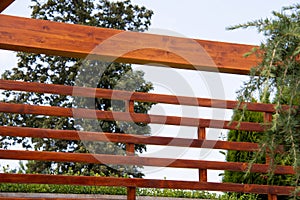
0, 1, 294, 200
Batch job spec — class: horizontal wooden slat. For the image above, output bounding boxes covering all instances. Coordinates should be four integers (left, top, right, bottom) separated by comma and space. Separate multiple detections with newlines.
0, 102, 265, 131
0, 198, 59, 200
0, 149, 293, 175
0, 126, 260, 151
0, 193, 149, 200
0, 197, 126, 200
0, 198, 39, 200
0, 173, 295, 195
0, 79, 277, 112
0, 198, 116, 200
0, 14, 258, 75
0, 0, 14, 12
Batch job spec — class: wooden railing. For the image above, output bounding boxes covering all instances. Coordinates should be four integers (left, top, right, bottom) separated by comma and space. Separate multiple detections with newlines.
0, 13, 295, 200
0, 79, 295, 200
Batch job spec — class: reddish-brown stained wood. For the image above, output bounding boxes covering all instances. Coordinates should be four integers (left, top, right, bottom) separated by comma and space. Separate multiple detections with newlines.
0, 173, 296, 195
0, 79, 278, 112
0, 198, 102, 200
0, 0, 14, 12
127, 187, 136, 200
0, 126, 260, 151
198, 127, 207, 182
0, 11, 295, 199
0, 102, 265, 131
0, 198, 124, 200
125, 100, 135, 113
198, 127, 206, 140
264, 112, 273, 123
268, 194, 278, 200
0, 14, 259, 75
0, 149, 294, 174
264, 112, 273, 164
125, 141, 136, 199
265, 112, 278, 200
0, 198, 38, 200
126, 143, 135, 156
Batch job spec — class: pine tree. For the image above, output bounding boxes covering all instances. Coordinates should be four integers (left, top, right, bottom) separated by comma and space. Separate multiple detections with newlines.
223, 106, 292, 200
227, 5, 300, 172
224, 4, 300, 198
223, 108, 264, 184
0, 0, 154, 178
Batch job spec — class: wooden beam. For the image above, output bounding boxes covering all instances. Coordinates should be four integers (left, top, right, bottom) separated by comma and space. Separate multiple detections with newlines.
0, 149, 294, 174
0, 79, 278, 112
0, 173, 296, 195
0, 14, 259, 75
0, 126, 260, 152
0, 102, 265, 131
0, 0, 14, 12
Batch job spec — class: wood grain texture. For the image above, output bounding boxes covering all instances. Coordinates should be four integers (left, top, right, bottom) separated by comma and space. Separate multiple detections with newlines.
0, 193, 129, 200
0, 173, 296, 195
127, 187, 136, 200
198, 127, 207, 182
0, 79, 278, 112
0, 198, 119, 200
0, 14, 259, 74
0, 102, 265, 131
0, 12, 295, 198
0, 149, 294, 174
0, 126, 260, 151
268, 194, 278, 200
0, 0, 14, 12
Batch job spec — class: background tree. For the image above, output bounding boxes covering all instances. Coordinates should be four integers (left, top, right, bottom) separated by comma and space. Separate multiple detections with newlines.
0, 0, 154, 178
226, 3, 300, 198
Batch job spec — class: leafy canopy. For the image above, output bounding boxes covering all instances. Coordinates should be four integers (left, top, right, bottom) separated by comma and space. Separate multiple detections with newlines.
0, 0, 154, 178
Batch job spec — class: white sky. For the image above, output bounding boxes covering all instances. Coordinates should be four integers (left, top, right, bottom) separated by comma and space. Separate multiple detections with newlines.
1, 0, 299, 187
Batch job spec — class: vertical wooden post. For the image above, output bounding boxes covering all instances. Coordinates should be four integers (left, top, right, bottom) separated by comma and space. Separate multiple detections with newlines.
198, 127, 207, 182
268, 194, 278, 200
125, 100, 135, 113
264, 112, 277, 200
126, 142, 136, 200
125, 100, 136, 200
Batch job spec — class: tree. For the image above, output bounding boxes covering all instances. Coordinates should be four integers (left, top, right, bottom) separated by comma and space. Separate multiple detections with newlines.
227, 3, 300, 198
223, 101, 293, 200
223, 106, 264, 184
0, 0, 154, 178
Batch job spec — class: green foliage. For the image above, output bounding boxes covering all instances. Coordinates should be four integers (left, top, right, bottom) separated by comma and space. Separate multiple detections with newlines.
227, 3, 300, 199
218, 193, 258, 200
0, 183, 127, 195
223, 105, 293, 199
138, 188, 218, 199
223, 108, 265, 183
0, 183, 218, 199
0, 0, 154, 178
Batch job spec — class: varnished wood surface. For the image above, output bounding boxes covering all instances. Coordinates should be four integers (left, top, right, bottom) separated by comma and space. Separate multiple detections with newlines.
0, 193, 211, 200
0, 14, 259, 74
0, 102, 265, 131
0, 13, 294, 197
0, 79, 278, 112
0, 149, 294, 174
0, 0, 14, 12
0, 126, 260, 151
0, 173, 295, 195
